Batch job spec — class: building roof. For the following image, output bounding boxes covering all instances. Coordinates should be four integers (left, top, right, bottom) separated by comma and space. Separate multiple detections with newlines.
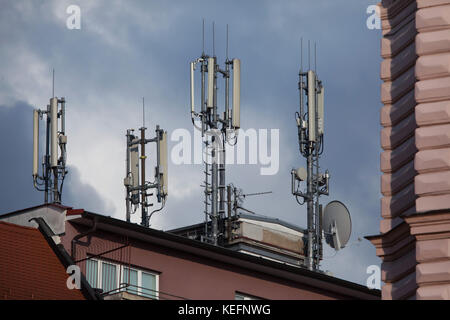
0, 204, 380, 299
239, 213, 306, 234
69, 209, 380, 300
169, 213, 306, 235
0, 221, 85, 300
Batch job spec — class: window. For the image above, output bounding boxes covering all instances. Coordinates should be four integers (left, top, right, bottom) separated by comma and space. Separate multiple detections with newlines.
86, 259, 98, 288
141, 272, 157, 298
85, 258, 159, 299
101, 262, 117, 293
123, 267, 138, 294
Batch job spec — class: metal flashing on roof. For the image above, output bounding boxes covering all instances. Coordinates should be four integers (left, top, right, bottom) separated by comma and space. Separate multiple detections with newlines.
0, 203, 72, 218
238, 213, 306, 234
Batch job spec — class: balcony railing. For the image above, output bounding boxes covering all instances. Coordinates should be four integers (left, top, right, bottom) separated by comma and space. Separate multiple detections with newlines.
101, 283, 187, 300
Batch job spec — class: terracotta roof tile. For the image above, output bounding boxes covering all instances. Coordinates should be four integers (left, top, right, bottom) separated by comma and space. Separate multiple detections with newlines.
0, 221, 85, 300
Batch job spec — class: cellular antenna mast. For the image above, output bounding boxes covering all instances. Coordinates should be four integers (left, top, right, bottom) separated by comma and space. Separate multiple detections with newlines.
291, 40, 328, 271
33, 70, 68, 204
124, 99, 168, 227
291, 41, 351, 271
190, 21, 241, 245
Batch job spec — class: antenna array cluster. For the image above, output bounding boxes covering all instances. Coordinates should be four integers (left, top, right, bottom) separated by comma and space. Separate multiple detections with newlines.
291, 41, 351, 271
190, 22, 240, 246
29, 33, 352, 274
291, 64, 328, 271
124, 101, 168, 228
32, 77, 68, 204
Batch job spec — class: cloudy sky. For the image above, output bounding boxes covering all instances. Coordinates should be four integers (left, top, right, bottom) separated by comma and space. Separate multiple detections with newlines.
0, 0, 382, 286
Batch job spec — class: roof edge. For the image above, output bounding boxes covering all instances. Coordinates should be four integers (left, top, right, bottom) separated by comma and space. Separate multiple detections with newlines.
31, 217, 100, 300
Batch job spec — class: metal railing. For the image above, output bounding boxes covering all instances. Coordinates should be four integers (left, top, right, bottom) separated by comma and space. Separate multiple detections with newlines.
101, 283, 188, 300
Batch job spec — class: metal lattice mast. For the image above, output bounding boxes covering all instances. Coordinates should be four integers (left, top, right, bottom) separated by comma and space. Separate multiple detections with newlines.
190, 22, 240, 245
291, 42, 329, 271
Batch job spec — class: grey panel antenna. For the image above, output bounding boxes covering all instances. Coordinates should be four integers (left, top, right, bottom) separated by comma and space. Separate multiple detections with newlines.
50, 97, 58, 168
160, 131, 168, 196
318, 86, 324, 136
130, 138, 140, 203
323, 201, 351, 250
232, 58, 240, 129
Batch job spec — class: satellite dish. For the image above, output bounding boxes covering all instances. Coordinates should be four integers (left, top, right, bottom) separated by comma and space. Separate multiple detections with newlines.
323, 201, 351, 250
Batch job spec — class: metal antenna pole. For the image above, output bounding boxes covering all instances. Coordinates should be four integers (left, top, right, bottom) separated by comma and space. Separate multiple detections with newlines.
53, 168, 59, 203
52, 69, 55, 98
140, 100, 147, 226
212, 22, 215, 57
314, 132, 320, 268
45, 105, 50, 204
226, 24, 229, 61
308, 40, 311, 71
306, 142, 314, 270
202, 19, 205, 55
218, 25, 231, 244
300, 38, 303, 73
314, 42, 317, 74
299, 40, 305, 155
211, 52, 219, 245
125, 130, 131, 222
227, 185, 232, 241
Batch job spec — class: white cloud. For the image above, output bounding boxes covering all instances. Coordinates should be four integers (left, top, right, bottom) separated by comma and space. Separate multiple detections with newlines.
0, 43, 51, 107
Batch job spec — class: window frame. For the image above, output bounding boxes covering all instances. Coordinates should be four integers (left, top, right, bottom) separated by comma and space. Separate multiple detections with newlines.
85, 257, 159, 299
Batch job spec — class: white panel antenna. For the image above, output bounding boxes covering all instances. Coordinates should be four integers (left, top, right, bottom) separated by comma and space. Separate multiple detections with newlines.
207, 57, 214, 108
232, 58, 240, 129
33, 109, 39, 177
130, 138, 140, 202
190, 62, 195, 113
307, 70, 316, 142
